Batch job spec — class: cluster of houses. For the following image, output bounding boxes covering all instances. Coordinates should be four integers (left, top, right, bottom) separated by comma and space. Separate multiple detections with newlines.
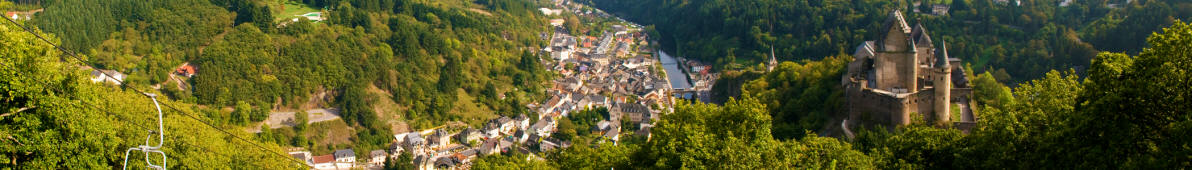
666, 54, 720, 102
288, 149, 367, 170
536, 6, 666, 146
394, 114, 566, 169
285, 2, 672, 170
84, 63, 196, 87
287, 113, 568, 170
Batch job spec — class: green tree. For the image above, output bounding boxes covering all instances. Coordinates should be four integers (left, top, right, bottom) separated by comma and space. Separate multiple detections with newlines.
339, 84, 376, 126
233, 101, 253, 125
642, 97, 874, 169
554, 118, 577, 141
971, 72, 1014, 108
439, 54, 463, 93
252, 101, 270, 122
294, 110, 309, 132
384, 151, 415, 170
471, 152, 551, 169
548, 142, 638, 169
739, 55, 851, 139
192, 23, 274, 106
1067, 20, 1192, 168
565, 14, 582, 35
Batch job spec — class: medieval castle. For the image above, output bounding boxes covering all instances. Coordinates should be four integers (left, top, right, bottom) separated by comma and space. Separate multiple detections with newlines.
843, 10, 977, 130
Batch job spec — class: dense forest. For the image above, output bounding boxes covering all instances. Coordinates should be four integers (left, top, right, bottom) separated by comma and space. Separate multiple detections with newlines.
470, 21, 1192, 169
0, 19, 301, 168
4, 0, 555, 165
584, 0, 1191, 83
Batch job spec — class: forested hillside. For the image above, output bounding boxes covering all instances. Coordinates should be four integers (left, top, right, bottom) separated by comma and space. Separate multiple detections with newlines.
0, 19, 301, 169
32, 0, 550, 120
584, 0, 1191, 83
5, 0, 554, 164
473, 21, 1192, 169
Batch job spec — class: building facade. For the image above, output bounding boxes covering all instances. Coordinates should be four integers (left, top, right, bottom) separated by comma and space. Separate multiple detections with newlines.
843, 10, 977, 130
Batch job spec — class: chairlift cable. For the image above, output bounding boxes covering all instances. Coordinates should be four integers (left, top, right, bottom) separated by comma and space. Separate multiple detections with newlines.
2, 17, 312, 168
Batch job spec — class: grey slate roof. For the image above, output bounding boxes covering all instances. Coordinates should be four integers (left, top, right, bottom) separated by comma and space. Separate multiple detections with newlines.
334, 149, 355, 159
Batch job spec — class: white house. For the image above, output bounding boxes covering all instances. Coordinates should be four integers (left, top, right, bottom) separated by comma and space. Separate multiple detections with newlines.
497, 117, 516, 134
551, 50, 572, 60
400, 132, 429, 157
485, 124, 501, 138
457, 128, 483, 145
90, 69, 125, 85
479, 138, 501, 155
540, 8, 563, 15
514, 130, 530, 144
333, 149, 355, 169
368, 150, 387, 167
530, 117, 557, 137
515, 114, 531, 130
312, 155, 336, 170
549, 18, 565, 26
603, 125, 621, 145
429, 129, 451, 149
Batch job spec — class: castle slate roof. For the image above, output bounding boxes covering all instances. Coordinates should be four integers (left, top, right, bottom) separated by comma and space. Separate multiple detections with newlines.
936, 41, 950, 68
911, 23, 933, 48
876, 10, 912, 51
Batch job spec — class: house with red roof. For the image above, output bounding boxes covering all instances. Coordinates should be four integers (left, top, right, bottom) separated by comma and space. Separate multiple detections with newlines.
175, 63, 196, 77
5, 8, 42, 20
312, 155, 336, 169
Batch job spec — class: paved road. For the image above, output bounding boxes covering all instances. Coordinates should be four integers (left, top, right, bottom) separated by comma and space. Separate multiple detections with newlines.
957, 101, 975, 122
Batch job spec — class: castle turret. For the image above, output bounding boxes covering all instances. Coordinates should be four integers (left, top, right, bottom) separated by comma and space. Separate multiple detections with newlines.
933, 41, 952, 124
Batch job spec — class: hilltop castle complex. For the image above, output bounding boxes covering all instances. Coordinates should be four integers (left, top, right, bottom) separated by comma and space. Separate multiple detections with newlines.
843, 10, 977, 130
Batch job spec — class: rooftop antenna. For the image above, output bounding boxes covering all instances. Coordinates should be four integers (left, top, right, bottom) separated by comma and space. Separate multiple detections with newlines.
123, 93, 168, 170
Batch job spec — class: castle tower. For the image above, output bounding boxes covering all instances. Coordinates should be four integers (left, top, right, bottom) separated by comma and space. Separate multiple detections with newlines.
874, 10, 918, 93
933, 41, 952, 124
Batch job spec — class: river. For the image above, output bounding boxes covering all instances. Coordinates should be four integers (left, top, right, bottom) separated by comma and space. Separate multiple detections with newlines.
658, 50, 691, 90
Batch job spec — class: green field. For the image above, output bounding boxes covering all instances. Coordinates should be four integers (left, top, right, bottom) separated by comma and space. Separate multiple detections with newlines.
270, 0, 321, 22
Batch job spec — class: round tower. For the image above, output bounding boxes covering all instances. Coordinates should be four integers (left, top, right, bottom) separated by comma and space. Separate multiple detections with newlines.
933, 42, 952, 124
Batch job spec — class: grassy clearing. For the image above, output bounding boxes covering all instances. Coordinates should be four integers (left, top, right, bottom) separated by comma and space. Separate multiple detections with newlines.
269, 0, 321, 22
450, 88, 498, 128
306, 119, 354, 154
367, 84, 411, 133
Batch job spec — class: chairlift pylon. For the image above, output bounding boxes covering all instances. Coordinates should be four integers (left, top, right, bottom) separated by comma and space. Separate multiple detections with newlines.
122, 93, 168, 170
